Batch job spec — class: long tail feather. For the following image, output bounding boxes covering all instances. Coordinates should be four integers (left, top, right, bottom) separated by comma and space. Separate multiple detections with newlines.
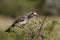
5, 20, 17, 32
5, 27, 11, 33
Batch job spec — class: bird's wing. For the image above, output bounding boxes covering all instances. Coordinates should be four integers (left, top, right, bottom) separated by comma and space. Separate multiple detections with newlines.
11, 17, 25, 27
14, 17, 24, 23
17, 17, 25, 22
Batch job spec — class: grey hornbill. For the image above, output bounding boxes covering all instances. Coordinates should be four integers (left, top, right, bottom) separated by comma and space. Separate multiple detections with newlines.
5, 12, 38, 32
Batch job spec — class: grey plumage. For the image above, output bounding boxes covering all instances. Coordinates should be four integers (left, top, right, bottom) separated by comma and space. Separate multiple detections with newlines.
5, 12, 37, 32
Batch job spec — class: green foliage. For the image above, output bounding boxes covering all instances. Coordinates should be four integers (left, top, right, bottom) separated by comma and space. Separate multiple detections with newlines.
0, 17, 60, 40
44, 20, 58, 40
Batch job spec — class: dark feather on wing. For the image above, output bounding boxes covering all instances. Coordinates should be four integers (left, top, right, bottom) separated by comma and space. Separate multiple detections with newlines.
11, 17, 25, 27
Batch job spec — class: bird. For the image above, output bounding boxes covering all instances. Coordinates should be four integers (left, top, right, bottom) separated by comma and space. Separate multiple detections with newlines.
5, 12, 38, 32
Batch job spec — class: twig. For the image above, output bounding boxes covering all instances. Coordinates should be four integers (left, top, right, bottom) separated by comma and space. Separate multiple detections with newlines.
28, 23, 35, 40
33, 16, 47, 40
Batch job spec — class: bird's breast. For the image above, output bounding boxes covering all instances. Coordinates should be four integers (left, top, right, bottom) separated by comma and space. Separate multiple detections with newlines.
19, 20, 27, 25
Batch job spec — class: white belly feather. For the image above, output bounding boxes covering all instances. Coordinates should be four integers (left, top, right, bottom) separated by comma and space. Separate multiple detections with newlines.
19, 20, 27, 25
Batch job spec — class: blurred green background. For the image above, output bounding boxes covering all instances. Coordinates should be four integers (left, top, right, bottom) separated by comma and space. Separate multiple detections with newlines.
0, 0, 60, 40
0, 0, 60, 18
0, 0, 44, 18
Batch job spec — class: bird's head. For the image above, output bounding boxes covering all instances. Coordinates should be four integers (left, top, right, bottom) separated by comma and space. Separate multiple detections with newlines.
27, 12, 38, 19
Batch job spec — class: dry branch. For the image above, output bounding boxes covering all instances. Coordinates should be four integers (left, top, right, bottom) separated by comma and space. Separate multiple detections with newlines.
33, 16, 47, 40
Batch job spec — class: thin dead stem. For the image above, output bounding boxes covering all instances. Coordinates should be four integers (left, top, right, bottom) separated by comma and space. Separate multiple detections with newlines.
33, 16, 47, 40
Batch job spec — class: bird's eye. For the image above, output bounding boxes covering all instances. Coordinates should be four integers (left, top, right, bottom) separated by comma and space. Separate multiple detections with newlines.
31, 13, 33, 14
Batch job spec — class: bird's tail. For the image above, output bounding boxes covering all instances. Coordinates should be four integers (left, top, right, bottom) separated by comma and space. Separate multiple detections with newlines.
5, 27, 11, 33
5, 23, 15, 32
5, 21, 16, 32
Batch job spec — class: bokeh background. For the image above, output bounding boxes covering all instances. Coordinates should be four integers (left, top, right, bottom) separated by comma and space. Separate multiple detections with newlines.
0, 0, 60, 18
0, 0, 60, 40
